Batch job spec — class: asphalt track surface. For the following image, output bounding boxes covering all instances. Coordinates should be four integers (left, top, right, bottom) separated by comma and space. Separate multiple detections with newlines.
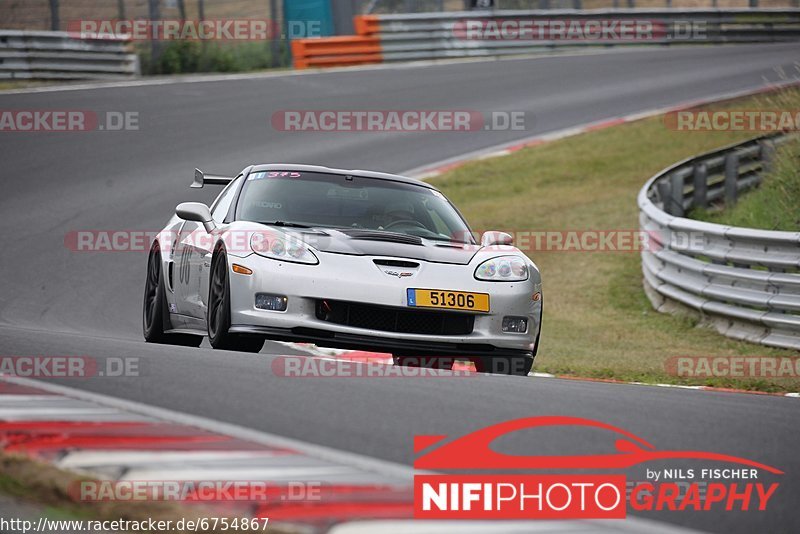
1, 44, 799, 532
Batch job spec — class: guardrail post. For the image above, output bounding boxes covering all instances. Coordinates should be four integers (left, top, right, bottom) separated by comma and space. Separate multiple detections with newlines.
670, 173, 685, 217
49, 0, 60, 31
656, 181, 672, 215
269, 0, 280, 68
538, 0, 550, 9
148, 0, 163, 68
749, 0, 758, 6
759, 140, 776, 174
692, 163, 708, 209
117, 0, 126, 19
724, 152, 739, 206
657, 176, 684, 216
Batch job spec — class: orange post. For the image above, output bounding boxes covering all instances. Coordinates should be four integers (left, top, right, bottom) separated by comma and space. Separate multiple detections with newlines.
291, 35, 382, 69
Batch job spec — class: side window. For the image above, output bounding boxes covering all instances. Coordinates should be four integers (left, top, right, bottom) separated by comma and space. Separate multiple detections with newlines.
211, 177, 240, 224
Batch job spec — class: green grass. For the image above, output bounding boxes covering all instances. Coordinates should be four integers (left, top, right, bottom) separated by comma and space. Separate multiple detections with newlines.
0, 80, 64, 91
139, 40, 287, 75
430, 88, 800, 393
690, 137, 800, 230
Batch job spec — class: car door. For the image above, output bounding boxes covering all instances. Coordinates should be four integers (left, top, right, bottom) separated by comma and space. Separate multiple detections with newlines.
177, 177, 241, 322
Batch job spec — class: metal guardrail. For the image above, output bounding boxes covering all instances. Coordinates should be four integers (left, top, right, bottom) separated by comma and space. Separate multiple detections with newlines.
0, 30, 139, 80
358, 8, 800, 63
292, 8, 800, 68
364, 1, 800, 13
639, 133, 800, 350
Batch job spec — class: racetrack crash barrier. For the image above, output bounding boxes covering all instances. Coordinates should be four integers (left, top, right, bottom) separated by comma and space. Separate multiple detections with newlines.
638, 133, 800, 350
291, 35, 381, 69
291, 8, 800, 68
0, 30, 139, 80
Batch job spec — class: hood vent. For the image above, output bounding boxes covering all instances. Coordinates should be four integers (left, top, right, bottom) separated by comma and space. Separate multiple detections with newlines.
337, 229, 423, 246
373, 259, 420, 268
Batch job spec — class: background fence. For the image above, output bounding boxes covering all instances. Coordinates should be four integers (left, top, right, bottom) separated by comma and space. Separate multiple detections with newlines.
364, 0, 798, 12
639, 133, 800, 350
0, 1, 282, 32
2, 0, 798, 33
292, 8, 800, 68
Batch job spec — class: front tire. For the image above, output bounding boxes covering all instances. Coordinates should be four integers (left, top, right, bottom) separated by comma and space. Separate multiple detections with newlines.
143, 243, 203, 347
207, 248, 265, 353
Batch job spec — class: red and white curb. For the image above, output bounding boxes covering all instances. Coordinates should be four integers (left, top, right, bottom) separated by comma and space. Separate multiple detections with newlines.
277, 344, 799, 398
0, 376, 413, 530
530, 373, 800, 398
0, 377, 705, 533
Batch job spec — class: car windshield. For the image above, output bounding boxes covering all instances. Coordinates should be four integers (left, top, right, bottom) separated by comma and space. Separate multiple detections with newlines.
236, 171, 474, 243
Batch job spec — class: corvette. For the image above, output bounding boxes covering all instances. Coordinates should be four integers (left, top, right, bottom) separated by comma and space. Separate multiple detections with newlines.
143, 164, 542, 375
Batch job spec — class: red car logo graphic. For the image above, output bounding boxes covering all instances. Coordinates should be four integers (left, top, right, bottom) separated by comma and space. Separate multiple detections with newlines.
414, 416, 783, 474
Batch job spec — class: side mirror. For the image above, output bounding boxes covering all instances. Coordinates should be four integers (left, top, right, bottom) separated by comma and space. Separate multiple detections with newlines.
481, 231, 513, 247
176, 202, 215, 232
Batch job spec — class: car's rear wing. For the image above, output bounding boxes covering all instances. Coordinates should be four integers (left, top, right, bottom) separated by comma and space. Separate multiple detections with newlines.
191, 168, 234, 189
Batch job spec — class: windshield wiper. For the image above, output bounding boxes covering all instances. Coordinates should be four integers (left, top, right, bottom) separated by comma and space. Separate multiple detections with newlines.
259, 221, 313, 229
405, 233, 468, 244
425, 236, 470, 244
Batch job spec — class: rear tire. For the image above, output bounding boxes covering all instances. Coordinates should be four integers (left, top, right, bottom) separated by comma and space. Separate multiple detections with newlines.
392, 355, 454, 371
471, 356, 532, 376
207, 248, 265, 353
142, 243, 203, 347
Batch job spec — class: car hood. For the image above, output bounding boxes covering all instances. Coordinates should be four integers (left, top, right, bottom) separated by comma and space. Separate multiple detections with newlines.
285, 227, 482, 265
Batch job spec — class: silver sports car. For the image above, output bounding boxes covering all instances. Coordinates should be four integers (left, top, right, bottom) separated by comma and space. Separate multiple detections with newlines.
143, 165, 542, 375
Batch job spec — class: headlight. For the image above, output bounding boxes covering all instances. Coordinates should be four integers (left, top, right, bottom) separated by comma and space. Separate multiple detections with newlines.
250, 233, 319, 265
475, 256, 528, 281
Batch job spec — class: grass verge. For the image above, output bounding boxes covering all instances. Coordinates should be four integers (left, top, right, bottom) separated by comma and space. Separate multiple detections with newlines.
690, 139, 800, 230
430, 87, 800, 393
689, 87, 800, 231
0, 80, 66, 91
140, 41, 286, 75
0, 452, 293, 533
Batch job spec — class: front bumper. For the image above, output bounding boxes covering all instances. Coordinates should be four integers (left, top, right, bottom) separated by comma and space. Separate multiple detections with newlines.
226, 251, 542, 357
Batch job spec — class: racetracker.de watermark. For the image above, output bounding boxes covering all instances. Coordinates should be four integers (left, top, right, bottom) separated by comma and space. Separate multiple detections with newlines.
0, 111, 139, 132
452, 19, 706, 41
664, 109, 800, 132
271, 110, 527, 132
665, 356, 800, 378
71, 480, 321, 502
67, 19, 321, 41
0, 356, 139, 378
63, 229, 703, 254
272, 355, 476, 378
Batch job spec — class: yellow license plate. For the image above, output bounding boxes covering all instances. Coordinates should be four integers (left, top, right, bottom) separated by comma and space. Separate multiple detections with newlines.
407, 289, 489, 312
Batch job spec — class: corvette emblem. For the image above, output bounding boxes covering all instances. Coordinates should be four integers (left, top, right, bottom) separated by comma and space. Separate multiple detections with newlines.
383, 270, 414, 278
